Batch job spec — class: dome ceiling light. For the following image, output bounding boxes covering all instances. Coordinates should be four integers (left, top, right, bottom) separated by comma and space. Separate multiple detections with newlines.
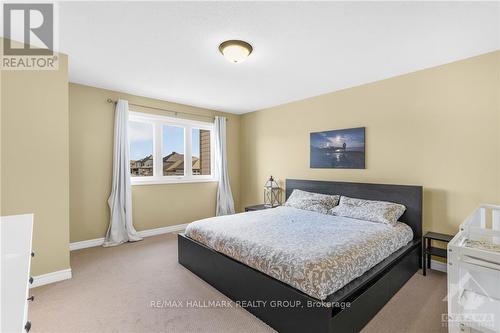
218, 40, 253, 64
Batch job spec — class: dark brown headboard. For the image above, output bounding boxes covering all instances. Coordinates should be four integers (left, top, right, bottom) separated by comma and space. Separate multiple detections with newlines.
285, 179, 423, 240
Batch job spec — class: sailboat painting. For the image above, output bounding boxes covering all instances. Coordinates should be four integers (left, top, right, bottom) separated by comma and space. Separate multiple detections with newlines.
310, 127, 365, 169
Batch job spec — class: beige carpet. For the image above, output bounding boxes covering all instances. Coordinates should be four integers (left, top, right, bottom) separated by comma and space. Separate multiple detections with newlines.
30, 233, 447, 333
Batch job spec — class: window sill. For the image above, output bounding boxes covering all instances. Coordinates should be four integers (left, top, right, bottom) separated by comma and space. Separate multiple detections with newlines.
131, 177, 218, 186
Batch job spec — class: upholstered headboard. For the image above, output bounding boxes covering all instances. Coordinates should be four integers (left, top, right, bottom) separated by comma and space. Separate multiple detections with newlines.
285, 179, 423, 240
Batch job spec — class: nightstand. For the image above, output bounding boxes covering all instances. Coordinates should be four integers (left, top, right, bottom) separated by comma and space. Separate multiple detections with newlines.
244, 204, 278, 212
422, 231, 454, 276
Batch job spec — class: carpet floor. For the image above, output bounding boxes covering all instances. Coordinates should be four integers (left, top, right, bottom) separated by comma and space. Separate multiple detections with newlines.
30, 233, 448, 333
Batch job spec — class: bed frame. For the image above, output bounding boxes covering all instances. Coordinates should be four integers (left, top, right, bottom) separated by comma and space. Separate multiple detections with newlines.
178, 179, 422, 333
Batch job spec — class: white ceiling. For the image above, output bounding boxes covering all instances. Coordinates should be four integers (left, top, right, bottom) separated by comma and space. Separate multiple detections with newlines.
59, 2, 499, 114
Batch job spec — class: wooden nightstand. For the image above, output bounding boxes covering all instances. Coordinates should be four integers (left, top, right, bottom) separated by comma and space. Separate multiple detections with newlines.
244, 204, 278, 212
422, 231, 454, 276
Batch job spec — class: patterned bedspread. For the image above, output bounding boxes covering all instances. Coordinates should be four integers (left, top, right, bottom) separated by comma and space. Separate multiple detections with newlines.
185, 206, 413, 300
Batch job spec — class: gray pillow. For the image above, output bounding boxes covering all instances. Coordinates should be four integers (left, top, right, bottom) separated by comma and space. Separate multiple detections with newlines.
285, 189, 340, 214
329, 196, 406, 225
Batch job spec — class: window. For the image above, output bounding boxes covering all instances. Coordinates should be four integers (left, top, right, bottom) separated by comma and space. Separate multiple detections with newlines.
128, 112, 215, 185
129, 121, 154, 177
162, 125, 185, 176
191, 128, 211, 176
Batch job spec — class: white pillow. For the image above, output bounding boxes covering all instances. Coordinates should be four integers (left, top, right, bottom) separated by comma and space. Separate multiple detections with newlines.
329, 196, 406, 225
285, 189, 340, 215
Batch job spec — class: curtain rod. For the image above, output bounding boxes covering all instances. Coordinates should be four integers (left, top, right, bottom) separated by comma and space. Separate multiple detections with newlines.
106, 98, 227, 122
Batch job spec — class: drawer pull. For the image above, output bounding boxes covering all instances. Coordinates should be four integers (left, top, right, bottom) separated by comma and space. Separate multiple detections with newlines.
25, 321, 31, 332
27, 295, 34, 302
31, 251, 35, 258
29, 277, 33, 284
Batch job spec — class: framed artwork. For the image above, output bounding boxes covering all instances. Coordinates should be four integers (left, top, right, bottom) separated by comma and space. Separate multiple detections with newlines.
310, 127, 365, 169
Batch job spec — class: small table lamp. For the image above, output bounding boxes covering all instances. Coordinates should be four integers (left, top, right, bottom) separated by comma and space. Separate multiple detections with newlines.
264, 176, 281, 207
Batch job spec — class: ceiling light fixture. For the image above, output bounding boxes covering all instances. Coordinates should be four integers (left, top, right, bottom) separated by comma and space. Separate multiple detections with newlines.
218, 40, 253, 64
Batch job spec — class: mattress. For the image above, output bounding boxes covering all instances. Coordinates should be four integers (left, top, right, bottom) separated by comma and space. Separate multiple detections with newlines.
185, 206, 413, 300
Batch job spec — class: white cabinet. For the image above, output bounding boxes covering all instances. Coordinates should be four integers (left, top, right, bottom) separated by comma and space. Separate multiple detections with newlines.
1, 214, 34, 333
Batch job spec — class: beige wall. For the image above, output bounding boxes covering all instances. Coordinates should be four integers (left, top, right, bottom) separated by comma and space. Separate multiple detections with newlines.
498, 53, 500, 204
1, 53, 70, 276
240, 51, 500, 235
69, 84, 240, 242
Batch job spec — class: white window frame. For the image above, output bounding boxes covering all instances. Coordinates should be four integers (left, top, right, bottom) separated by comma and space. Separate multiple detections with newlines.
129, 111, 216, 185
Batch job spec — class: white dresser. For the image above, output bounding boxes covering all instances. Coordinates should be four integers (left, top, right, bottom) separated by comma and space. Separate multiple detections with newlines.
1, 214, 34, 333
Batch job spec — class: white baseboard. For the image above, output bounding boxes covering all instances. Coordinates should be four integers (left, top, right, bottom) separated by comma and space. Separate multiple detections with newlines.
430, 259, 447, 273
69, 223, 189, 251
137, 223, 189, 238
31, 268, 72, 288
69, 238, 105, 251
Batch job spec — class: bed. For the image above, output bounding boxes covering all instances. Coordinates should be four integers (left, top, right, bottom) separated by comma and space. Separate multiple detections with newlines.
178, 179, 422, 333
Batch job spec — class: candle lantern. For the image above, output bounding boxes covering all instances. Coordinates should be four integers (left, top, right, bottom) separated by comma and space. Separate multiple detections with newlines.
264, 175, 281, 207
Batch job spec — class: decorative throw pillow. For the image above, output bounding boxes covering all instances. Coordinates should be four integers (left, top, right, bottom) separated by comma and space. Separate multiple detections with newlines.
329, 196, 406, 225
284, 189, 340, 214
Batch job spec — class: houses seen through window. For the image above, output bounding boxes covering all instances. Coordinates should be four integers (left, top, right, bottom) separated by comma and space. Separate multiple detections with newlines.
192, 128, 211, 175
162, 125, 185, 176
128, 112, 214, 184
129, 121, 153, 177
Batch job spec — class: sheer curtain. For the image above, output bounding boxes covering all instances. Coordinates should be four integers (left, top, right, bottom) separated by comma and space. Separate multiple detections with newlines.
103, 99, 142, 247
214, 116, 235, 216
